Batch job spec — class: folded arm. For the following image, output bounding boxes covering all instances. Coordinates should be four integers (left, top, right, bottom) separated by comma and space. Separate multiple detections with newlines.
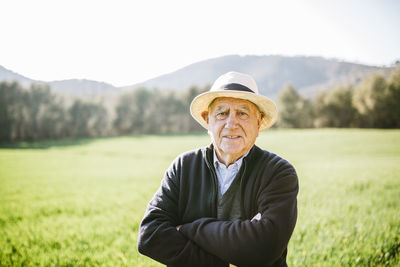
178, 164, 298, 266
137, 164, 228, 267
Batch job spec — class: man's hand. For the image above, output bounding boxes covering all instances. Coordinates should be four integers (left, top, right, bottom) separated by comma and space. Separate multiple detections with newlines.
251, 212, 261, 222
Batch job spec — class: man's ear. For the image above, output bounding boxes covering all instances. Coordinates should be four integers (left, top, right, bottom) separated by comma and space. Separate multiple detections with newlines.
201, 111, 209, 123
258, 112, 264, 128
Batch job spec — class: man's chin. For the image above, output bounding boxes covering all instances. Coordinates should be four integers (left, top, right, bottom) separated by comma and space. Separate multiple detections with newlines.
220, 146, 245, 157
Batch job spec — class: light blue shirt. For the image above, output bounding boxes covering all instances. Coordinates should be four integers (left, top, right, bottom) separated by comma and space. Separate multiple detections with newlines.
213, 150, 249, 195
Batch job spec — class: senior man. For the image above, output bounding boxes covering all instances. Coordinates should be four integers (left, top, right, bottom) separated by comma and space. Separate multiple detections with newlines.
138, 71, 298, 267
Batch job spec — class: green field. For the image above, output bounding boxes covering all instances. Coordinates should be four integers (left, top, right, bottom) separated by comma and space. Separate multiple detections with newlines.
1, 129, 399, 266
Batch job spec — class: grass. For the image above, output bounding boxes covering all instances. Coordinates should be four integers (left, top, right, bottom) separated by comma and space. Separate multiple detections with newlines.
0, 129, 399, 266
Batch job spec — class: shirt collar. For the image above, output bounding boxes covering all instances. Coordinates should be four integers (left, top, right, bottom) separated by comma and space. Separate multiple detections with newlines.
213, 149, 249, 170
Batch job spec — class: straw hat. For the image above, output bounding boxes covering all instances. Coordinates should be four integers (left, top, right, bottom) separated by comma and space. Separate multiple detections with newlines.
190, 71, 277, 131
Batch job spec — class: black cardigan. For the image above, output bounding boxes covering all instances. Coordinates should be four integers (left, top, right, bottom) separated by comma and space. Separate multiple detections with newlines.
138, 144, 298, 267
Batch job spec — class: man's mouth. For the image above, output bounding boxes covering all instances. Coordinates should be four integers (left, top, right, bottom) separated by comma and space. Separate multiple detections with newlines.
223, 135, 241, 139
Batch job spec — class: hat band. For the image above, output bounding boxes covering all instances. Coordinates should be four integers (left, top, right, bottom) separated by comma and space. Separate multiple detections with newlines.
220, 83, 254, 93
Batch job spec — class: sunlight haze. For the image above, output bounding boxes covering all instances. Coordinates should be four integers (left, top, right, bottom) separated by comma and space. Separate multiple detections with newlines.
1, 0, 399, 86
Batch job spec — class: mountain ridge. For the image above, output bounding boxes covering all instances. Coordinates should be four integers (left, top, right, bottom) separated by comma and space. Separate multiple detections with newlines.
128, 55, 391, 98
1, 55, 394, 99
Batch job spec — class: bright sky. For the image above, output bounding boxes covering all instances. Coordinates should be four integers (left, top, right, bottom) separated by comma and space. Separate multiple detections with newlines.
1, 0, 399, 86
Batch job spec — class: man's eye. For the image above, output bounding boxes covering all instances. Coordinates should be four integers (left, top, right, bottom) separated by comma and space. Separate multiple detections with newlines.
216, 112, 228, 119
238, 112, 248, 118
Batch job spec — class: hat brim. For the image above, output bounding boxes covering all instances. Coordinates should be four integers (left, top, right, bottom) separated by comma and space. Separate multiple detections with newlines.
190, 90, 278, 131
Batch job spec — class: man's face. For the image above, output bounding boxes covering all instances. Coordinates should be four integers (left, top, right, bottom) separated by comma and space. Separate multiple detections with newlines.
203, 97, 261, 163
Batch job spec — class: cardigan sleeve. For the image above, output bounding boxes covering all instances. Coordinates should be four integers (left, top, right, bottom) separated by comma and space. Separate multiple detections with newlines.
137, 158, 228, 267
178, 159, 298, 266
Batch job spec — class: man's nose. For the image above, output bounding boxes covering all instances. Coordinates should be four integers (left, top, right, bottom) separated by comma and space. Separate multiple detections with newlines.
225, 113, 239, 128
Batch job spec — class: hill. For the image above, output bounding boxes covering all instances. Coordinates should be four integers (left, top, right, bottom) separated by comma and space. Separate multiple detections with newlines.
1, 55, 394, 99
0, 65, 119, 98
127, 55, 392, 98
0, 65, 34, 87
49, 79, 119, 98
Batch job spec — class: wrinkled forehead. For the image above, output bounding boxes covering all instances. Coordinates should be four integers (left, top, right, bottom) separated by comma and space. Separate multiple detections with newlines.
208, 97, 260, 113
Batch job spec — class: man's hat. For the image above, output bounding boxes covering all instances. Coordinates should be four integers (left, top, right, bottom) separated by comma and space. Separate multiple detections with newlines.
190, 71, 278, 131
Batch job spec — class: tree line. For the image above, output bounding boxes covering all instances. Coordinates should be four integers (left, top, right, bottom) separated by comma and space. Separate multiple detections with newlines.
1, 69, 399, 143
277, 69, 400, 128
0, 82, 206, 143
